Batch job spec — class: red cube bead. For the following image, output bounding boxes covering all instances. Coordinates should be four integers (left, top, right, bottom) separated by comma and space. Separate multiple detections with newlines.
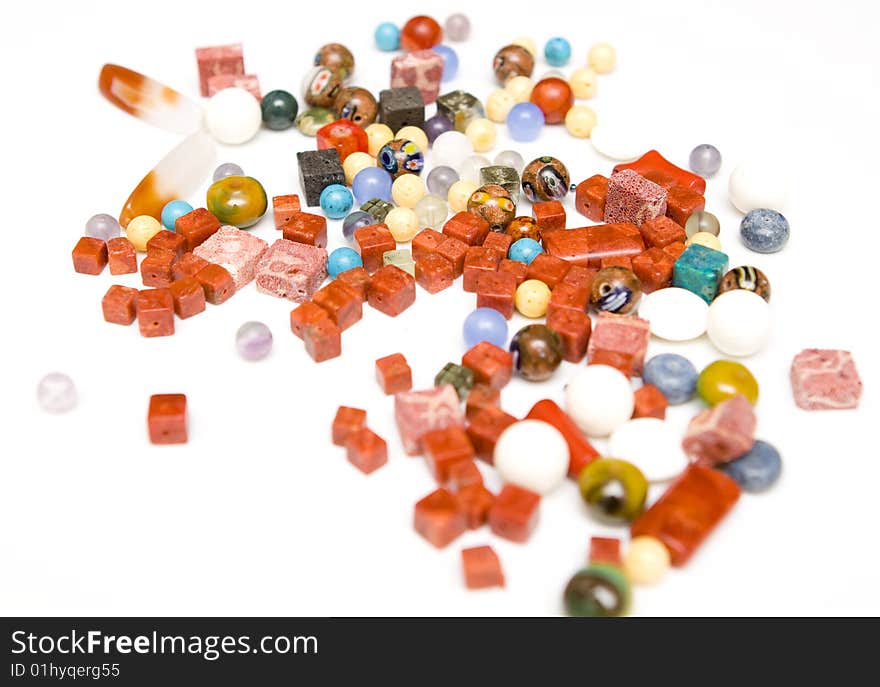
282, 211, 328, 248
415, 253, 454, 293
354, 223, 396, 274
335, 266, 370, 301
101, 285, 139, 326
140, 252, 176, 287
461, 546, 505, 589
465, 384, 500, 421
72, 237, 108, 275
666, 185, 706, 226
172, 252, 209, 281
547, 282, 589, 319
614, 150, 706, 195
532, 200, 566, 233
146, 229, 186, 259
489, 484, 541, 543
273, 194, 301, 229
475, 270, 517, 319
632, 247, 675, 293
195, 264, 235, 305
168, 276, 206, 319
640, 216, 686, 248
147, 393, 187, 444
482, 231, 512, 255
175, 208, 220, 251
561, 264, 597, 291
444, 460, 484, 493
290, 301, 330, 339
600, 255, 632, 270
461, 341, 513, 390
589, 349, 635, 378
423, 426, 475, 483
525, 399, 599, 478
588, 312, 650, 375
443, 211, 490, 246
413, 489, 467, 548
411, 228, 445, 261
456, 484, 496, 529
546, 310, 591, 363
574, 174, 608, 221
312, 281, 362, 331
332, 406, 367, 446
498, 258, 528, 286
633, 383, 668, 420
375, 353, 413, 395
435, 236, 468, 277
663, 241, 687, 260
367, 264, 416, 317
345, 427, 388, 474
136, 288, 174, 337
316, 119, 369, 162
107, 237, 138, 275
303, 318, 341, 362
525, 252, 569, 288
466, 406, 517, 463
462, 246, 502, 292
589, 536, 622, 566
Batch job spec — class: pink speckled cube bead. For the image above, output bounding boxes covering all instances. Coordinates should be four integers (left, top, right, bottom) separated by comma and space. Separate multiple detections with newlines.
390, 50, 444, 105
394, 385, 465, 456
604, 169, 668, 227
682, 395, 757, 465
193, 225, 268, 290
195, 43, 245, 97
587, 312, 651, 375
790, 349, 863, 410
254, 239, 328, 302
207, 73, 262, 100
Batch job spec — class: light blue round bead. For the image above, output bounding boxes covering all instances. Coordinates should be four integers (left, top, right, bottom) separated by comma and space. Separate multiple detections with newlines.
506, 102, 545, 142
509, 238, 544, 265
740, 208, 789, 253
342, 211, 374, 242
720, 440, 782, 492
352, 167, 393, 205
463, 308, 508, 348
319, 184, 354, 219
328, 247, 363, 278
642, 353, 698, 405
544, 37, 572, 67
161, 200, 194, 231
432, 45, 459, 82
374, 22, 400, 51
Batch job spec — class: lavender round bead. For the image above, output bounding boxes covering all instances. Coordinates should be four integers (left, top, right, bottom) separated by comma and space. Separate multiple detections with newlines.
423, 114, 454, 144
342, 211, 375, 242
85, 213, 120, 242
642, 354, 698, 405
445, 13, 471, 42
37, 372, 77, 413
688, 144, 722, 177
236, 321, 273, 361
426, 165, 460, 197
463, 308, 508, 348
213, 162, 244, 182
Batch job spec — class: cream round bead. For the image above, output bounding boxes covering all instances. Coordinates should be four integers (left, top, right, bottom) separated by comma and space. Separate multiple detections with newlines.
511, 36, 537, 57
395, 126, 429, 155
465, 118, 497, 153
494, 420, 570, 495
342, 151, 376, 185
384, 207, 420, 242
624, 536, 670, 586
687, 231, 723, 251
706, 289, 772, 357
565, 105, 597, 138
514, 279, 552, 318
568, 67, 598, 99
204, 87, 262, 144
365, 123, 394, 157
486, 89, 517, 123
565, 364, 634, 437
126, 215, 163, 252
447, 180, 478, 213
588, 42, 616, 74
391, 174, 426, 208
728, 159, 789, 213
504, 75, 534, 102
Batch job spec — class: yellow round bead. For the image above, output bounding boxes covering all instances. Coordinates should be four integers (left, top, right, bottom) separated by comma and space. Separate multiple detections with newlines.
623, 536, 670, 586
486, 89, 517, 123
511, 36, 537, 57
391, 174, 426, 209
342, 151, 376, 185
588, 43, 616, 74
504, 75, 534, 102
395, 126, 429, 155
465, 118, 497, 153
365, 123, 394, 157
447, 180, 478, 213
515, 279, 552, 318
687, 231, 723, 251
385, 206, 419, 242
126, 214, 163, 252
565, 105, 597, 138
569, 67, 598, 99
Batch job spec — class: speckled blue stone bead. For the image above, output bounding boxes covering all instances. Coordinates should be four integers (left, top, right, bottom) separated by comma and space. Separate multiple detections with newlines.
161, 200, 194, 231
506, 103, 545, 142
463, 307, 509, 348
328, 247, 363, 278
432, 45, 459, 82
352, 167, 393, 205
544, 37, 572, 67
374, 22, 400, 51
319, 184, 354, 219
689, 144, 722, 177
672, 243, 729, 303
509, 238, 544, 265
740, 208, 790, 253
342, 211, 375, 242
642, 354, 698, 405
719, 439, 782, 492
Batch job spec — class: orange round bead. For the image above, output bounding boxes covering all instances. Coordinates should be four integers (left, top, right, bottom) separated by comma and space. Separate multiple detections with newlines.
400, 15, 443, 51
530, 78, 574, 125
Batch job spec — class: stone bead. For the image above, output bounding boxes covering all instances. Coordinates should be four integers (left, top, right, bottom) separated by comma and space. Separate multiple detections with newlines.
213, 162, 244, 182
499, 258, 528, 286
102, 284, 138, 325
327, 247, 363, 279
684, 210, 720, 239
687, 231, 722, 251
432, 131, 473, 168
486, 89, 516, 123
544, 36, 571, 66
588, 42, 616, 74
414, 488, 466, 548
395, 385, 464, 456
689, 144, 722, 177
383, 207, 418, 242
683, 395, 757, 465
435, 236, 468, 276
461, 546, 504, 590
465, 386, 500, 422
174, 208, 220, 251
346, 428, 388, 475
411, 227, 445, 260
590, 266, 641, 315
302, 318, 341, 362
313, 281, 363, 331
525, 254, 571, 290
506, 102, 544, 142
400, 15, 442, 51
378, 86, 426, 133
463, 307, 508, 348
720, 439, 782, 492
365, 123, 394, 157
529, 77, 573, 124
574, 174, 609, 221
568, 67, 598, 100
140, 252, 175, 287
423, 113, 454, 143
335, 266, 370, 301
579, 458, 648, 522
565, 105, 597, 138
457, 154, 491, 184
393, 127, 427, 155
319, 184, 354, 220
631, 248, 675, 293
638, 287, 708, 341
367, 264, 416, 317
587, 312, 650, 375
317, 120, 369, 164
360, 198, 394, 223
281, 211, 328, 248
476, 271, 517, 319
148, 394, 187, 444
509, 324, 562, 381
290, 302, 330, 340
136, 288, 175, 337
466, 406, 516, 463
546, 310, 591, 364
514, 279, 551, 318
382, 248, 416, 277
740, 208, 790, 253
235, 321, 273, 361
508, 238, 543, 266
643, 354, 698, 405
261, 89, 298, 130
332, 406, 367, 447
565, 364, 634, 437
461, 340, 513, 390
624, 536, 670, 586
488, 484, 541, 543
352, 167, 393, 205
465, 118, 496, 152
85, 213, 121, 242
790, 348, 862, 411
728, 159, 789, 213
564, 564, 631, 617
632, 384, 667, 420
71, 236, 108, 275
204, 87, 261, 145
125, 215, 162, 252
37, 372, 77, 413
433, 44, 459, 82
697, 359, 759, 406
672, 243, 729, 303
609, 418, 689, 482
641, 215, 686, 248
168, 276, 206, 319
494, 420, 569, 495
461, 246, 501, 292
206, 175, 267, 229
707, 290, 771, 357
195, 264, 236, 305
375, 353, 413, 395
423, 426, 475, 483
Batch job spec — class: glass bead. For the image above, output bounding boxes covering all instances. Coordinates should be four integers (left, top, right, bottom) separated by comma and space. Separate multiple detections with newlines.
206, 176, 268, 228
457, 154, 492, 184
37, 372, 77, 414
463, 307, 508, 348
447, 180, 478, 213
514, 279, 551, 318
382, 248, 416, 276
319, 184, 354, 219
395, 126, 429, 155
588, 42, 616, 74
260, 89, 299, 130
565, 105, 597, 138
590, 266, 642, 315
352, 167, 393, 204
302, 66, 343, 108
521, 156, 570, 202
509, 238, 543, 265
435, 362, 474, 400
296, 107, 336, 137
486, 89, 516, 123
385, 207, 419, 242
365, 123, 394, 157
494, 150, 525, 173
414, 194, 448, 229
465, 118, 496, 153
444, 13, 470, 41
432, 44, 459, 82
378, 139, 425, 179
685, 210, 721, 238
718, 266, 771, 302
504, 75, 534, 102
506, 216, 541, 242
160, 200, 193, 231
374, 22, 400, 51
342, 151, 376, 186
568, 67, 598, 99
423, 115, 454, 145
342, 211, 374, 242
467, 184, 515, 230
506, 102, 544, 142
391, 175, 426, 209
85, 213, 120, 242
426, 165, 460, 196
689, 143, 722, 177
235, 321, 273, 361
578, 458, 648, 523
400, 15, 442, 52
642, 353, 698, 405
719, 440, 782, 493
544, 37, 572, 67
213, 162, 243, 182
564, 564, 631, 617
125, 215, 163, 252
740, 208, 790, 253
205, 87, 262, 145
509, 324, 562, 381
697, 359, 759, 406
328, 247, 363, 278
623, 536, 670, 586
431, 131, 473, 168
314, 43, 355, 79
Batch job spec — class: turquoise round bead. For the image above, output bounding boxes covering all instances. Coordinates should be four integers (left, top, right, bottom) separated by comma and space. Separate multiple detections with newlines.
374, 22, 400, 51
161, 200, 193, 231
544, 37, 572, 67
328, 247, 363, 278
319, 184, 354, 219
509, 237, 544, 265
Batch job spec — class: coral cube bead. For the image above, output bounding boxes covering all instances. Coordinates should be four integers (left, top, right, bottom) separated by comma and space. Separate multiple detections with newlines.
316, 119, 369, 163
632, 247, 675, 293
168, 276, 206, 319
589, 536, 622, 566
272, 194, 301, 229
172, 252, 209, 281
193, 225, 268, 290
411, 228, 446, 261
281, 211, 328, 248
461, 341, 513, 390
375, 353, 413, 394
498, 258, 528, 286
140, 252, 176, 287
332, 406, 367, 446
303, 318, 341, 362
525, 253, 569, 288
72, 237, 108, 275
463, 246, 502, 292
546, 310, 591, 363
461, 546, 505, 589
195, 264, 235, 305
665, 185, 706, 226
587, 312, 651, 375
456, 484, 496, 529
465, 384, 500, 420
423, 426, 476, 483
640, 216, 686, 248
444, 460, 484, 492
475, 270, 517, 319
489, 484, 541, 543
175, 207, 220, 251
136, 288, 174, 337
367, 264, 416, 316
482, 230, 513, 255
443, 211, 491, 246
290, 301, 330, 339
604, 170, 668, 226
574, 174, 608, 221
312, 281, 363, 330
101, 285, 139, 326
147, 393, 187, 444
415, 253, 455, 293
345, 427, 388, 474
525, 399, 599, 477
466, 406, 517, 462
532, 200, 566, 233
335, 265, 371, 301
354, 223, 397, 274
107, 237, 138, 275
413, 489, 467, 548
255, 239, 328, 303
146, 229, 186, 259
633, 384, 668, 420
435, 236, 469, 277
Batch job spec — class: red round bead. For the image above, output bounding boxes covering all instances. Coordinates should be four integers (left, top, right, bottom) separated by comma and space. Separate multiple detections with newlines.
400, 15, 443, 52
316, 119, 368, 162
529, 78, 574, 125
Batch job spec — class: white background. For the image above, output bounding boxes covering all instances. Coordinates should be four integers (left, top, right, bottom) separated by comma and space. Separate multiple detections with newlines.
2, 0, 878, 616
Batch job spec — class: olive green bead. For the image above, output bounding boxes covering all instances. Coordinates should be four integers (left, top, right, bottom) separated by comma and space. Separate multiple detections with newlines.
697, 360, 759, 406
578, 458, 648, 523
563, 564, 631, 617
206, 175, 268, 229
435, 362, 474, 401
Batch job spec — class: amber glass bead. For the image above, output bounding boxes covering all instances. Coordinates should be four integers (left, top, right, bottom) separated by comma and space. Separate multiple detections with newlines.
563, 564, 631, 617
578, 458, 648, 524
206, 175, 268, 228
529, 77, 573, 125
400, 15, 443, 51
506, 216, 541, 242
509, 324, 562, 382
697, 360, 759, 406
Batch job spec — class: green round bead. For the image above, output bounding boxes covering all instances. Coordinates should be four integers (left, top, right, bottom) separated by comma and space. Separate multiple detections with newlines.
697, 360, 759, 406
206, 175, 267, 229
296, 107, 336, 136
261, 89, 299, 130
563, 564, 632, 617
578, 458, 648, 523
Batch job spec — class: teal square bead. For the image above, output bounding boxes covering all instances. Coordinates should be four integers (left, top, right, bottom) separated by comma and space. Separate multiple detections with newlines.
672, 244, 729, 303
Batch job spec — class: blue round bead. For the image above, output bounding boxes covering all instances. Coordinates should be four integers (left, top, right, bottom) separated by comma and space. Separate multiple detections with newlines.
463, 308, 509, 349
328, 247, 363, 278
509, 238, 544, 265
352, 167, 393, 204
720, 440, 782, 492
740, 208, 789, 253
342, 210, 374, 242
161, 199, 194, 231
374, 22, 400, 51
506, 102, 545, 142
544, 37, 572, 67
642, 353, 698, 405
319, 184, 354, 219
431, 44, 459, 82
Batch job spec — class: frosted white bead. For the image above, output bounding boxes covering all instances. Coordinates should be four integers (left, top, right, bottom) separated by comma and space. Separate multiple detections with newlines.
638, 287, 709, 341
205, 87, 262, 145
565, 365, 634, 438
706, 290, 772, 357
37, 372, 77, 413
494, 420, 569, 495
728, 159, 789, 213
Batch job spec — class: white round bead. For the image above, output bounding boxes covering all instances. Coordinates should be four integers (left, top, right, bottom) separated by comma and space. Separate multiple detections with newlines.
608, 418, 688, 482
457, 154, 491, 184
728, 159, 789, 213
638, 287, 709, 341
37, 372, 77, 413
431, 131, 473, 169
494, 420, 569, 495
590, 123, 644, 161
706, 289, 772, 356
565, 365, 634, 438
205, 87, 262, 145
